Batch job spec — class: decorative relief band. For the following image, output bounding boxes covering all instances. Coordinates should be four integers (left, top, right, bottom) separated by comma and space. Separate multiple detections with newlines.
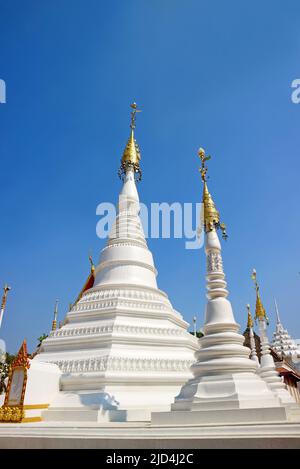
78, 289, 168, 304
71, 299, 169, 313
103, 240, 147, 250
207, 251, 223, 273
51, 356, 193, 373
49, 325, 184, 338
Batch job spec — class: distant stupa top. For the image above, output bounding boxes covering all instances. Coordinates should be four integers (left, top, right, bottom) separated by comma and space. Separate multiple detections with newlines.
51, 299, 59, 332
246, 303, 254, 329
198, 148, 227, 239
251, 269, 269, 322
119, 102, 142, 181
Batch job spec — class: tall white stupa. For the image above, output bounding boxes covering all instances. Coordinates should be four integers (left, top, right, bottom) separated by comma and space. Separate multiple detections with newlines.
33, 103, 198, 422
271, 300, 300, 360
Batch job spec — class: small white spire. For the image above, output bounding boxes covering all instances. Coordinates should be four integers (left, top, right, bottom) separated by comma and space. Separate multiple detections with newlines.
274, 298, 281, 324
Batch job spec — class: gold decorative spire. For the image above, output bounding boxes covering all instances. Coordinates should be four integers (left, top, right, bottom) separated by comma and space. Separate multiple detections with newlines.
246, 304, 254, 328
198, 148, 227, 239
51, 299, 58, 331
119, 102, 142, 181
251, 269, 269, 322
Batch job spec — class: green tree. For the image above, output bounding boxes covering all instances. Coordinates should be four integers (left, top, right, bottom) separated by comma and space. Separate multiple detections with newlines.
0, 352, 16, 395
37, 333, 48, 348
189, 331, 204, 339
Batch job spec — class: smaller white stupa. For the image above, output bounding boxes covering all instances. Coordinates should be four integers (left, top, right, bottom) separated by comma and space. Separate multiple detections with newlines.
272, 299, 300, 361
251, 270, 295, 405
152, 148, 300, 427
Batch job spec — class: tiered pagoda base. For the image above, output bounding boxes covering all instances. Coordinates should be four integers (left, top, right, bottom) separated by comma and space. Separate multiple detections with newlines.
0, 419, 300, 449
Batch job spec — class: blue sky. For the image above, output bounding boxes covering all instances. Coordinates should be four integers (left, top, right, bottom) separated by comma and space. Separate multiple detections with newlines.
0, 0, 300, 353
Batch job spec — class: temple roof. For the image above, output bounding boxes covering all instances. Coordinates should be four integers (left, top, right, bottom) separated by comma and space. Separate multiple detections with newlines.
72, 257, 95, 306
271, 300, 300, 359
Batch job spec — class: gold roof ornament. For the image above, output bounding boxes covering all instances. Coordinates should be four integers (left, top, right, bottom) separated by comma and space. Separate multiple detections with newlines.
246, 304, 254, 328
118, 102, 142, 181
251, 269, 269, 323
198, 148, 227, 240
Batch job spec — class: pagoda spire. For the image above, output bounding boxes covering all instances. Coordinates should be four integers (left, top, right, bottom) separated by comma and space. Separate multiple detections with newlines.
51, 299, 58, 332
118, 102, 142, 182
246, 303, 259, 366
171, 148, 282, 413
252, 269, 268, 323
251, 269, 295, 404
0, 284, 11, 329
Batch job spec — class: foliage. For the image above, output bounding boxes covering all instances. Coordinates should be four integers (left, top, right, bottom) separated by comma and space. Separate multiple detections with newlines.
0, 353, 16, 395
189, 331, 204, 339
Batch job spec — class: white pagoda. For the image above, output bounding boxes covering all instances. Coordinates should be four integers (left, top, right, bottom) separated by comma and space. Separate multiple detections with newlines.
271, 300, 300, 360
153, 148, 299, 426
32, 103, 198, 422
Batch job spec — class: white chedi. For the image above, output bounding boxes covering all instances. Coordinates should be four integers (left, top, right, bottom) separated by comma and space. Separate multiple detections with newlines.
170, 229, 281, 412
33, 126, 198, 422
165, 153, 282, 414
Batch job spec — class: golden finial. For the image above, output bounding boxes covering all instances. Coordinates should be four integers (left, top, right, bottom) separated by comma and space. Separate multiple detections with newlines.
246, 303, 254, 328
51, 299, 58, 331
198, 148, 227, 240
130, 102, 141, 130
119, 102, 142, 181
251, 269, 269, 323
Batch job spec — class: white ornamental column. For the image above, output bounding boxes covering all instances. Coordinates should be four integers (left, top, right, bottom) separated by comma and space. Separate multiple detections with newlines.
246, 304, 259, 366
252, 270, 295, 405
171, 149, 281, 411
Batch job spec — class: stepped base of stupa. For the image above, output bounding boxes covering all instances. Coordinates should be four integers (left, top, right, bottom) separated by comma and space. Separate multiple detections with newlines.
40, 385, 187, 423
152, 404, 300, 426
43, 406, 152, 423
0, 419, 300, 449
169, 372, 286, 412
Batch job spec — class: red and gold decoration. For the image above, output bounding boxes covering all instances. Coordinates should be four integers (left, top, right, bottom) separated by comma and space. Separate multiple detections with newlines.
71, 255, 95, 308
0, 340, 30, 423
